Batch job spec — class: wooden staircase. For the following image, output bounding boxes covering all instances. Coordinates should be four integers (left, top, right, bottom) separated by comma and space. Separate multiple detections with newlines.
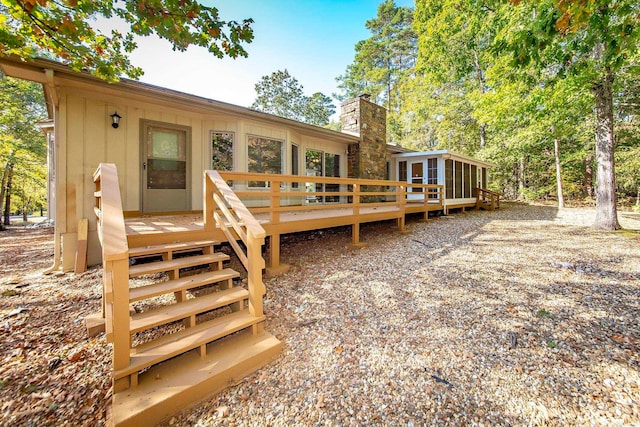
92, 164, 281, 427
476, 188, 501, 211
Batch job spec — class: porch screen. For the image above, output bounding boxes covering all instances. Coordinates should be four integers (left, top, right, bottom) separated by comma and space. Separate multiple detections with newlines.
445, 159, 453, 199
471, 165, 478, 196
464, 163, 472, 198
455, 161, 463, 198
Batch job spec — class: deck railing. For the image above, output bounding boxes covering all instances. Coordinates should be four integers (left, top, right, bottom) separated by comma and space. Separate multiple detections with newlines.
204, 170, 267, 322
206, 171, 443, 220
93, 163, 131, 393
476, 187, 501, 210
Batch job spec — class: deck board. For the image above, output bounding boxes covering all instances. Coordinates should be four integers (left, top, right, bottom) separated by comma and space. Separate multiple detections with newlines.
125, 202, 440, 235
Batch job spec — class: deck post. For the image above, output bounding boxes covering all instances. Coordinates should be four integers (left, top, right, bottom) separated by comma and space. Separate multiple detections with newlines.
111, 257, 131, 393
397, 184, 407, 232
269, 234, 280, 268
270, 179, 280, 225
204, 171, 215, 233
352, 223, 360, 245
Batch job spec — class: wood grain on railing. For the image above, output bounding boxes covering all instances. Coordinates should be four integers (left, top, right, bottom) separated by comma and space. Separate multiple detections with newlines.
205, 170, 266, 319
209, 171, 444, 221
93, 163, 130, 393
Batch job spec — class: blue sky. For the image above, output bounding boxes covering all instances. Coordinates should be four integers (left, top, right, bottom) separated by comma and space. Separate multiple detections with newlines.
129, 0, 414, 117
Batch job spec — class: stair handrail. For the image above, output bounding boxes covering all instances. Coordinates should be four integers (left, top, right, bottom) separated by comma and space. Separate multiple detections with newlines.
93, 163, 131, 392
204, 170, 266, 318
476, 187, 501, 209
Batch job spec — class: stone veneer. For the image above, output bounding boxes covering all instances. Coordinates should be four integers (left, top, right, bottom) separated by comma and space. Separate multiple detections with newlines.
340, 95, 387, 180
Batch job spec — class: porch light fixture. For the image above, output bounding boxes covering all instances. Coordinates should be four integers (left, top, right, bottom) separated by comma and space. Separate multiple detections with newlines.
110, 111, 122, 129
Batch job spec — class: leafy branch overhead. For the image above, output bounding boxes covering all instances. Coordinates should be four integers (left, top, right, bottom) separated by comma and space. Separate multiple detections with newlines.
0, 0, 254, 81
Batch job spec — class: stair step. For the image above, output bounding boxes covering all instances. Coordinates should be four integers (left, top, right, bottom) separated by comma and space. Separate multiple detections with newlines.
130, 286, 249, 334
111, 329, 281, 427
129, 239, 219, 259
129, 253, 229, 278
129, 268, 240, 302
114, 309, 264, 380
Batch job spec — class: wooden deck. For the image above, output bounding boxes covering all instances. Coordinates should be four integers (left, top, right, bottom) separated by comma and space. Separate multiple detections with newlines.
126, 202, 439, 235
93, 166, 499, 425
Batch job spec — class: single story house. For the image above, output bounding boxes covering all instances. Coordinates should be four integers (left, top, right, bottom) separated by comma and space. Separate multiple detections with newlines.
0, 56, 492, 272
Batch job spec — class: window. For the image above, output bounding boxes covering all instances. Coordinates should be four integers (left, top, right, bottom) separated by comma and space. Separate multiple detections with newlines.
445, 159, 453, 199
305, 149, 323, 202
211, 131, 234, 171
427, 158, 438, 184
324, 153, 340, 202
464, 163, 472, 198
481, 167, 487, 188
304, 149, 341, 203
427, 158, 438, 199
324, 153, 340, 177
247, 136, 283, 187
455, 161, 463, 198
291, 144, 299, 188
147, 127, 187, 190
399, 161, 407, 182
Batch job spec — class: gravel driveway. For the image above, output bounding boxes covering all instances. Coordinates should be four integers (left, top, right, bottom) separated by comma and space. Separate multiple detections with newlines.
158, 203, 640, 426
2, 203, 639, 426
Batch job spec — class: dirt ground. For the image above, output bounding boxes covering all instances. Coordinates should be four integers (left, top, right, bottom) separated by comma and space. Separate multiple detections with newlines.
1, 203, 639, 426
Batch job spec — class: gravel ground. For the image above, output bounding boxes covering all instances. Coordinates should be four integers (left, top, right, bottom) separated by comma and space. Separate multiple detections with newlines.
2, 203, 640, 426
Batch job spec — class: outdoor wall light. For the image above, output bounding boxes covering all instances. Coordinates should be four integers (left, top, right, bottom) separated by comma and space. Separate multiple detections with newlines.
110, 111, 122, 129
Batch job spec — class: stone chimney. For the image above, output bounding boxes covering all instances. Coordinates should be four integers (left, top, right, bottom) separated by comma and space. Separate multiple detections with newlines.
340, 94, 387, 180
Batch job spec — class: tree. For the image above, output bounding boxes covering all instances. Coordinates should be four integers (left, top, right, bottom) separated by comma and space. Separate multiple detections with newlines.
413, 0, 498, 150
497, 0, 640, 230
303, 92, 336, 127
336, 0, 416, 142
251, 69, 335, 126
0, 73, 48, 228
0, 0, 254, 81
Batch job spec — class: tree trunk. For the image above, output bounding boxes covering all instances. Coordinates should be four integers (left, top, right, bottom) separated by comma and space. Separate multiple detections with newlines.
583, 153, 594, 198
0, 159, 11, 222
592, 70, 620, 230
554, 138, 565, 208
474, 49, 487, 149
3, 163, 13, 226
479, 125, 487, 150
518, 157, 525, 200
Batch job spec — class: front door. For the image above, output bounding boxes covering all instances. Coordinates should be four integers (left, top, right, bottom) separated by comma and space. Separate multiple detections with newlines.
141, 122, 191, 213
410, 161, 424, 193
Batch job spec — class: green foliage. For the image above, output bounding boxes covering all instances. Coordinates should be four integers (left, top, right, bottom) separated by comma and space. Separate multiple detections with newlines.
0, 0, 254, 81
0, 73, 48, 224
251, 69, 335, 126
536, 309, 555, 319
336, 0, 416, 142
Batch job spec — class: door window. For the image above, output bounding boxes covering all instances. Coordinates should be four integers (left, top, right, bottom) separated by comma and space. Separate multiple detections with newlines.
146, 127, 186, 190
411, 162, 423, 193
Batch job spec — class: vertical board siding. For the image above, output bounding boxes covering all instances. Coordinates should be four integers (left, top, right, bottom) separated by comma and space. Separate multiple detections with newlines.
84, 99, 108, 231
65, 95, 85, 233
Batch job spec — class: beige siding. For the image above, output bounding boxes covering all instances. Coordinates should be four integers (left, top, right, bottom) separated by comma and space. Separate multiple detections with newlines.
59, 87, 354, 263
